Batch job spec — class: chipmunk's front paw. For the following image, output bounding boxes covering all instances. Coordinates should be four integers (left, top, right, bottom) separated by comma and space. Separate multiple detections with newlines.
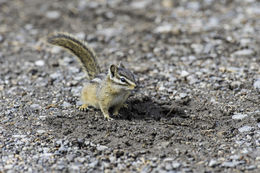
78, 104, 89, 112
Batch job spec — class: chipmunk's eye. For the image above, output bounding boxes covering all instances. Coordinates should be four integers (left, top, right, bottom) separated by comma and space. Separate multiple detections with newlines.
120, 77, 126, 83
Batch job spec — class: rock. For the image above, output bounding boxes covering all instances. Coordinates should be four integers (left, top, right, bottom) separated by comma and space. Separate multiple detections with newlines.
253, 79, 260, 90
97, 28, 119, 38
157, 141, 170, 149
71, 86, 82, 97
131, 0, 150, 9
172, 161, 181, 169
35, 60, 45, 67
208, 159, 218, 167
13, 134, 27, 138
179, 93, 188, 98
230, 155, 241, 160
51, 46, 62, 54
187, 1, 200, 11
230, 81, 242, 90
180, 70, 189, 78
245, 165, 257, 170
4, 164, 13, 170
0, 34, 4, 42
46, 11, 61, 19
37, 129, 46, 134
232, 113, 248, 120
50, 72, 62, 80
154, 24, 172, 34
164, 162, 172, 170
238, 125, 253, 133
96, 145, 108, 151
75, 32, 85, 40
221, 161, 240, 168
88, 160, 99, 168
30, 104, 41, 110
69, 164, 80, 171
239, 38, 252, 47
163, 158, 174, 162
62, 101, 71, 108
161, 0, 174, 8
232, 49, 254, 57
191, 43, 203, 54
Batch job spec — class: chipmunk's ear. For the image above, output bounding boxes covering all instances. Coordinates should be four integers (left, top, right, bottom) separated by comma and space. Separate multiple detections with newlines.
118, 61, 125, 68
109, 64, 117, 78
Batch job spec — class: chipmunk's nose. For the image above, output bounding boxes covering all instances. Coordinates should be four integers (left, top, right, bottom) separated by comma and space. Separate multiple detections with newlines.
130, 83, 137, 90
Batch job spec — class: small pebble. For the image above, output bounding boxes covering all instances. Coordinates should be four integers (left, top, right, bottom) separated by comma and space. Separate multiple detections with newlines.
232, 49, 254, 57
232, 113, 248, 120
253, 79, 260, 90
35, 60, 45, 67
37, 129, 46, 134
50, 72, 62, 79
62, 101, 71, 108
154, 24, 172, 34
46, 11, 61, 19
30, 104, 41, 110
180, 70, 189, 78
172, 161, 181, 169
221, 161, 239, 168
0, 34, 4, 42
96, 145, 108, 151
208, 159, 218, 167
131, 0, 149, 9
238, 126, 253, 133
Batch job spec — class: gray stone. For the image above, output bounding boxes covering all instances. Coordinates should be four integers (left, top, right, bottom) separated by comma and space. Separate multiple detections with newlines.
179, 93, 188, 98
253, 79, 260, 90
37, 129, 46, 134
46, 11, 61, 19
238, 126, 253, 133
154, 24, 173, 34
164, 162, 172, 170
30, 104, 41, 110
221, 161, 240, 168
131, 0, 150, 9
172, 161, 181, 169
232, 113, 248, 120
50, 72, 62, 79
208, 159, 218, 167
96, 145, 108, 151
232, 49, 254, 57
35, 60, 45, 67
62, 101, 71, 108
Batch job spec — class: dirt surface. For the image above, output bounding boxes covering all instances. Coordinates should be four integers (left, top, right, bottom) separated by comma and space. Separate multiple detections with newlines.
1, 0, 260, 172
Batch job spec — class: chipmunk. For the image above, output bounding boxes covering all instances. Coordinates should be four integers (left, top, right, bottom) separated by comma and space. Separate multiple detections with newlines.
47, 32, 137, 120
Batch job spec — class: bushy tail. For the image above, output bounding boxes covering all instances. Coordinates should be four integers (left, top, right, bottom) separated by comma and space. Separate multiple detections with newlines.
47, 32, 100, 80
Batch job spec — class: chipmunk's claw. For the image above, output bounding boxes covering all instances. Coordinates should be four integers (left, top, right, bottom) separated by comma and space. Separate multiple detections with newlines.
104, 114, 114, 121
78, 104, 89, 112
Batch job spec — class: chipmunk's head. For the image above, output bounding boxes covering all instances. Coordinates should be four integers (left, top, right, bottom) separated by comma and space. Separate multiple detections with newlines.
108, 63, 137, 90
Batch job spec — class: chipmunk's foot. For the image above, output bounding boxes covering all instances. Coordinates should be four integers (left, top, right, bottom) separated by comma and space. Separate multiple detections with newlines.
104, 114, 114, 121
122, 104, 128, 108
78, 104, 89, 112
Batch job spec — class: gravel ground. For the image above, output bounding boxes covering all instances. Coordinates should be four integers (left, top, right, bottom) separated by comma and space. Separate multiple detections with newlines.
1, 0, 260, 172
